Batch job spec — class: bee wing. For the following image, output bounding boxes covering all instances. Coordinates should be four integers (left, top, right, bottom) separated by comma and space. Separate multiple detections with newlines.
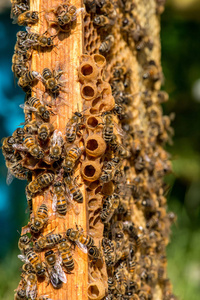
76, 241, 88, 254
55, 260, 67, 283
19, 103, 37, 113
71, 8, 85, 21
18, 254, 29, 263
114, 122, 125, 137
67, 196, 80, 215
52, 130, 63, 146
13, 143, 27, 151
52, 194, 57, 212
26, 282, 37, 300
6, 169, 14, 185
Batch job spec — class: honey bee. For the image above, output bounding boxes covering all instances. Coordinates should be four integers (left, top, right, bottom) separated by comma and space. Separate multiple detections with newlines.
52, 182, 67, 215
84, 0, 103, 14
21, 134, 43, 159
110, 135, 129, 158
12, 54, 28, 79
14, 280, 27, 300
24, 271, 37, 300
100, 194, 120, 223
24, 248, 46, 277
49, 130, 64, 161
40, 68, 68, 94
100, 157, 121, 183
62, 145, 82, 173
26, 172, 55, 195
65, 111, 83, 143
13, 11, 39, 26
57, 5, 83, 27
12, 127, 25, 144
64, 175, 83, 204
102, 238, 116, 266
58, 238, 75, 273
23, 31, 56, 48
102, 113, 114, 143
88, 245, 101, 262
99, 34, 114, 53
21, 96, 50, 122
24, 120, 40, 135
156, 0, 166, 15
123, 222, 142, 248
156, 90, 169, 103
18, 71, 39, 90
34, 232, 62, 251
6, 155, 28, 185
38, 123, 54, 141
141, 198, 159, 212
66, 226, 94, 254
11, 1, 29, 20
2, 136, 15, 156
143, 60, 162, 82
93, 15, 114, 27
18, 235, 31, 253
115, 263, 129, 295
30, 203, 48, 233
112, 65, 127, 81
45, 249, 67, 288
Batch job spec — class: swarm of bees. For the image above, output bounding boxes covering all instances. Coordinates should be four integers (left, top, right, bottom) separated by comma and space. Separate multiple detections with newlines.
4, 0, 176, 299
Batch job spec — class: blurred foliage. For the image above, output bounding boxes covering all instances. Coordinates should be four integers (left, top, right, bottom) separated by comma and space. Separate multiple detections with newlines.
0, 3, 200, 300
161, 6, 200, 300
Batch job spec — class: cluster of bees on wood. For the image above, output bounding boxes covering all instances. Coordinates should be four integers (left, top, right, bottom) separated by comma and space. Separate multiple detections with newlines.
1, 0, 174, 299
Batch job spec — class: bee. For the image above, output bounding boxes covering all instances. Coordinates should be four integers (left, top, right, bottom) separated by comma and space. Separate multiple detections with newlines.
12, 53, 28, 79
23, 31, 56, 48
62, 145, 82, 173
93, 15, 114, 27
123, 222, 142, 248
24, 120, 40, 135
99, 34, 114, 53
156, 90, 169, 103
52, 182, 67, 215
13, 11, 39, 26
26, 172, 55, 195
11, 1, 29, 20
57, 5, 83, 27
30, 203, 48, 233
115, 263, 129, 295
24, 271, 37, 300
141, 198, 159, 212
21, 96, 50, 122
24, 248, 46, 277
6, 155, 28, 184
18, 71, 39, 90
66, 226, 94, 254
45, 249, 67, 288
143, 60, 162, 82
156, 0, 166, 14
84, 0, 102, 13
49, 130, 64, 161
100, 194, 120, 223
2, 136, 15, 156
58, 238, 75, 273
110, 135, 129, 158
40, 68, 67, 94
102, 113, 114, 143
100, 157, 121, 183
18, 235, 31, 253
65, 111, 83, 143
23, 134, 44, 159
88, 245, 101, 262
64, 175, 83, 203
34, 233, 62, 251
12, 127, 25, 144
112, 65, 127, 81
14, 281, 27, 300
38, 123, 54, 141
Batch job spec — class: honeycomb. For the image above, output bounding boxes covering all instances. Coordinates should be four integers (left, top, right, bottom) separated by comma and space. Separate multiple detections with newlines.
2, 0, 175, 299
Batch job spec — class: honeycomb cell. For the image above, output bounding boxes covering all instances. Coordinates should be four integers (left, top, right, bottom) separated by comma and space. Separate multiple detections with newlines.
81, 161, 102, 182
88, 280, 105, 300
85, 135, 106, 157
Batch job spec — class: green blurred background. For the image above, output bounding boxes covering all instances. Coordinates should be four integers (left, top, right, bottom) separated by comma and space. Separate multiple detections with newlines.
0, 1, 200, 299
